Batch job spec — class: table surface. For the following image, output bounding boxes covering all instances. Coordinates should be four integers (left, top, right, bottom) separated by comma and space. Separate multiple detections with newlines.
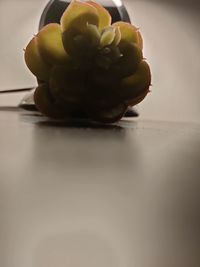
0, 109, 199, 267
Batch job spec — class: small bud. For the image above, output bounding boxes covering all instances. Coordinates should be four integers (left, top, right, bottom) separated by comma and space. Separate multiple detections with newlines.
100, 27, 115, 47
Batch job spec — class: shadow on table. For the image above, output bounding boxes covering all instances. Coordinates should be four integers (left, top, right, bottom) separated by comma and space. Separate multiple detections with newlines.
20, 110, 139, 130
36, 119, 123, 130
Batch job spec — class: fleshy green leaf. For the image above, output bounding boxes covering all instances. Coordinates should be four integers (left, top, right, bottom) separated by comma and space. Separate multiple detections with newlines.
126, 89, 149, 107
89, 103, 127, 123
111, 41, 143, 78
120, 60, 151, 101
95, 55, 112, 69
49, 66, 84, 110
100, 27, 116, 47
37, 23, 69, 65
86, 1, 111, 32
62, 27, 82, 57
111, 26, 121, 47
86, 70, 121, 112
91, 67, 120, 88
84, 24, 101, 47
62, 26, 98, 66
113, 21, 143, 49
137, 31, 143, 50
60, 0, 99, 32
34, 84, 65, 118
108, 47, 122, 62
24, 37, 50, 81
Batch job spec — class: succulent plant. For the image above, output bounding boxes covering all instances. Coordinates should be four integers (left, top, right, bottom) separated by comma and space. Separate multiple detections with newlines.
24, 0, 151, 123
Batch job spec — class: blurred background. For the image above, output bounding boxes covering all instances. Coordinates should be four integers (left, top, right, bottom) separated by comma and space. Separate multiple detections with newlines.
0, 0, 200, 122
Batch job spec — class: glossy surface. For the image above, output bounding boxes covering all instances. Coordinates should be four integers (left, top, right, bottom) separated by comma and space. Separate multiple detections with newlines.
0, 110, 200, 267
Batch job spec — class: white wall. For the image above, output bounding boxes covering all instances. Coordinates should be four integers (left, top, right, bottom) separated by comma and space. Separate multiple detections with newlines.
0, 0, 48, 105
124, 0, 200, 123
0, 0, 48, 89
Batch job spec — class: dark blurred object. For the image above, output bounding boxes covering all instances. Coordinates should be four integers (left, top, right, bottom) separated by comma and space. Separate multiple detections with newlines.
39, 0, 131, 29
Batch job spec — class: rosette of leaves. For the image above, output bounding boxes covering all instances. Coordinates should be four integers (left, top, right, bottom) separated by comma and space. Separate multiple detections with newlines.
24, 0, 151, 123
